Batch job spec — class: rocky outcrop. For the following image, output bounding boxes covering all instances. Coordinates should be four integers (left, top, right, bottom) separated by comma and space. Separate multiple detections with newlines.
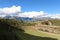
41, 20, 52, 25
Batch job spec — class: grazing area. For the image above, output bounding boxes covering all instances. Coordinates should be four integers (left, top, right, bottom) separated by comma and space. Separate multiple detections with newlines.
50, 19, 60, 26
35, 20, 60, 34
0, 18, 60, 40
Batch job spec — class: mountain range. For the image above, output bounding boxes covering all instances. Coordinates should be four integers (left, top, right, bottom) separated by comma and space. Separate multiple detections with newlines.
0, 15, 54, 22
0, 14, 60, 22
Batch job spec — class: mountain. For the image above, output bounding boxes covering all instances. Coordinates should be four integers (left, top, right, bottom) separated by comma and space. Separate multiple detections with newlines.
2, 15, 59, 22
3, 15, 51, 22
4, 15, 32, 21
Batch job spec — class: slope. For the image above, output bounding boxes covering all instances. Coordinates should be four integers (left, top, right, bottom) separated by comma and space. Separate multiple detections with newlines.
0, 18, 60, 40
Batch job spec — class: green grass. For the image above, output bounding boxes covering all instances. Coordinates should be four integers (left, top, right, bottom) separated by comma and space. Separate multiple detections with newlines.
16, 26, 60, 40
25, 27, 60, 40
50, 19, 60, 26
16, 19, 60, 40
0, 18, 60, 40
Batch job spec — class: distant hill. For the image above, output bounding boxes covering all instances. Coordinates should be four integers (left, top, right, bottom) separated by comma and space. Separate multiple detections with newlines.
50, 19, 60, 26
38, 19, 60, 26
3, 15, 53, 22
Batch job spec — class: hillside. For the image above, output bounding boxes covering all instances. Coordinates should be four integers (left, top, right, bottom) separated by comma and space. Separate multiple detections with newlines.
0, 18, 60, 40
33, 20, 60, 34
0, 18, 24, 40
50, 19, 60, 26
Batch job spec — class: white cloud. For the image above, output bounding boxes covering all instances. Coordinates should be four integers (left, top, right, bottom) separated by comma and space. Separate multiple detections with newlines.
18, 11, 47, 18
50, 14, 60, 19
0, 5, 21, 14
0, 5, 60, 19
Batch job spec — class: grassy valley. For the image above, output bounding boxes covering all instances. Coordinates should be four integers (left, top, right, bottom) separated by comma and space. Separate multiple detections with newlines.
0, 18, 60, 40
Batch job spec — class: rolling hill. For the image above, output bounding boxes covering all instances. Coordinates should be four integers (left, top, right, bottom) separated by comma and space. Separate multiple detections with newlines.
0, 18, 60, 40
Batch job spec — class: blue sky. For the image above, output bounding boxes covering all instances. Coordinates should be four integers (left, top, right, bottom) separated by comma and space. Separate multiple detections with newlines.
0, 0, 60, 14
0, 0, 60, 18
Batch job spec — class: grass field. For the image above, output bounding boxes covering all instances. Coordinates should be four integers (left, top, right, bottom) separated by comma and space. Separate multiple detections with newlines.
49, 19, 60, 26
0, 18, 60, 40
16, 26, 60, 40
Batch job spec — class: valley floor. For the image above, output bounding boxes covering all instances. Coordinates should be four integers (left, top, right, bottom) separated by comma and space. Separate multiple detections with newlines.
19, 26, 60, 40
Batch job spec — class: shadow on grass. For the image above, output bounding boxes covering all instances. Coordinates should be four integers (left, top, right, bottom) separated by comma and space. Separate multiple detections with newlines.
16, 30, 57, 40
0, 22, 58, 40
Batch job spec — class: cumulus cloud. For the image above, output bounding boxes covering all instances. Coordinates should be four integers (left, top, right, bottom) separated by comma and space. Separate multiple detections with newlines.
0, 5, 21, 14
0, 5, 60, 19
18, 11, 47, 18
